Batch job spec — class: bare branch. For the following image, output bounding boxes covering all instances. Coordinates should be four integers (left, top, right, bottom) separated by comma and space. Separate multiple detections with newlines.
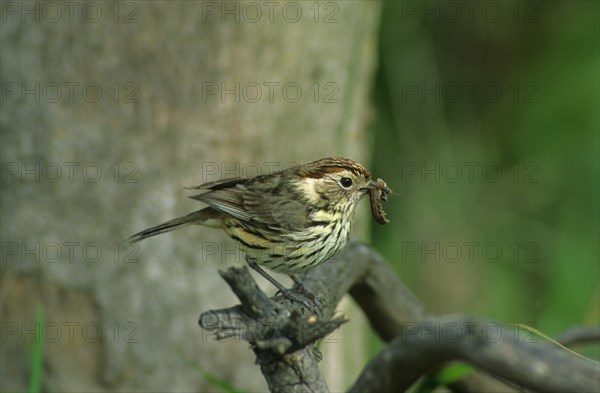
558, 326, 600, 347
199, 266, 345, 392
349, 315, 600, 393
347, 245, 429, 340
344, 242, 518, 392
198, 241, 597, 393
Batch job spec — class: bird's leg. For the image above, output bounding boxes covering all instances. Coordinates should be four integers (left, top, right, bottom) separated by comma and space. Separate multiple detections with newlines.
290, 274, 303, 286
247, 261, 289, 294
247, 262, 321, 316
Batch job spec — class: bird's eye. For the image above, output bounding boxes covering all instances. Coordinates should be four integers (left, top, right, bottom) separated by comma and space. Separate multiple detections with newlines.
340, 177, 353, 188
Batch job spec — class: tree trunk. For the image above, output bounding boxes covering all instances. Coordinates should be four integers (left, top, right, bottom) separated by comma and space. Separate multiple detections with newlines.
1, 2, 381, 391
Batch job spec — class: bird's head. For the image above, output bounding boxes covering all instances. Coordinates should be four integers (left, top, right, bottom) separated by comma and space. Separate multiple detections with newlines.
291, 157, 375, 210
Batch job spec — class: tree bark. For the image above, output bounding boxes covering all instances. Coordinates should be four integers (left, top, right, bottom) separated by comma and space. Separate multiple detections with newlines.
0, 2, 381, 391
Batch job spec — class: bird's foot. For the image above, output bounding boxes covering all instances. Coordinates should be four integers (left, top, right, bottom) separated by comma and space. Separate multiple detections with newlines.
288, 275, 323, 317
277, 288, 323, 318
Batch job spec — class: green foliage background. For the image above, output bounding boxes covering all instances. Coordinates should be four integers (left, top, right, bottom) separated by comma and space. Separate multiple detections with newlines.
369, 0, 599, 357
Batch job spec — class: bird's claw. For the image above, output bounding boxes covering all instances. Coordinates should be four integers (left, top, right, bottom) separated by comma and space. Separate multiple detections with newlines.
277, 286, 323, 318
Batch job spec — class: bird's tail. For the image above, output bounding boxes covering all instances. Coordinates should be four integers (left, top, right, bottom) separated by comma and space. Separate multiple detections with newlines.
126, 208, 220, 243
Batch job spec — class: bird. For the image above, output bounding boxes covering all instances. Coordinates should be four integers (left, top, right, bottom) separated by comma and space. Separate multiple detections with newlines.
128, 157, 388, 300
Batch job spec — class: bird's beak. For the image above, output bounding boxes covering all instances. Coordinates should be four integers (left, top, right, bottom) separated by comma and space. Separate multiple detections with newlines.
360, 180, 377, 193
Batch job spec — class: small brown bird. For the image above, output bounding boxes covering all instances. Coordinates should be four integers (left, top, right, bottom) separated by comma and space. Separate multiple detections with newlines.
128, 157, 389, 296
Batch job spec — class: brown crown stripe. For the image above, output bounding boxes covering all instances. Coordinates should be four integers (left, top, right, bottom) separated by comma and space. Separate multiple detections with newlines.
298, 158, 371, 180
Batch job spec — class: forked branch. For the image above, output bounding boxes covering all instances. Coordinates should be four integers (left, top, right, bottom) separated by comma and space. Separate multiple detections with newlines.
199, 241, 600, 393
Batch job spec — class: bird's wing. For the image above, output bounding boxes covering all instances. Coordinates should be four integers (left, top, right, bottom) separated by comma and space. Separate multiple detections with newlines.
242, 190, 309, 231
185, 177, 248, 191
190, 176, 308, 231
190, 187, 253, 222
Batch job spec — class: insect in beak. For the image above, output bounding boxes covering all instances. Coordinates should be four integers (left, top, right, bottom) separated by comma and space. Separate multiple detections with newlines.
366, 178, 392, 224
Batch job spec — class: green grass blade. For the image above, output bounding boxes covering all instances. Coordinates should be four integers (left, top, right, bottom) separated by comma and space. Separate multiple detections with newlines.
179, 349, 243, 393
412, 363, 475, 392
29, 304, 44, 393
